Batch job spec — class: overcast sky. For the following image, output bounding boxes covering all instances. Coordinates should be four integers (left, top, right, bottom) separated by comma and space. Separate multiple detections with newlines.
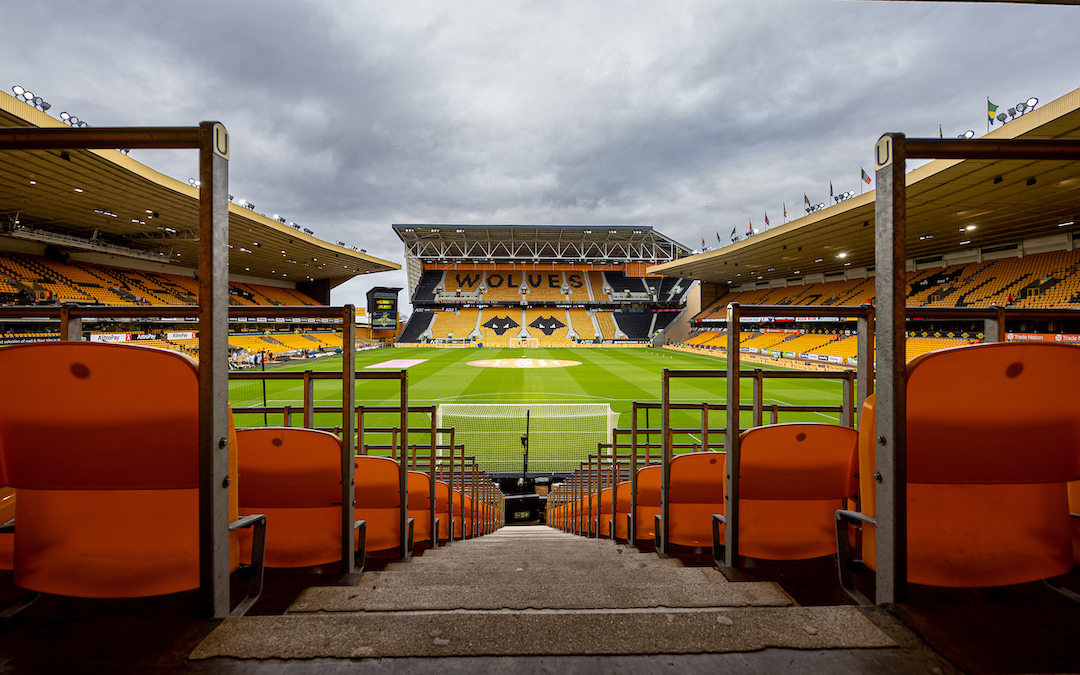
5, 1, 1078, 314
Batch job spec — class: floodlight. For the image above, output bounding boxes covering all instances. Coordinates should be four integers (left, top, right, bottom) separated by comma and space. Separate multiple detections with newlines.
60, 111, 71, 120
69, 117, 79, 125
1026, 97, 1038, 108
1015, 102, 1027, 114
39, 101, 50, 111
22, 90, 33, 101
962, 130, 975, 139
996, 112, 1007, 123
12, 85, 25, 96
1007, 107, 1017, 118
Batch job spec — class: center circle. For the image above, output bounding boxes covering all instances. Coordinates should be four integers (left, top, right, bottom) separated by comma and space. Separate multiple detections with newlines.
466, 358, 582, 369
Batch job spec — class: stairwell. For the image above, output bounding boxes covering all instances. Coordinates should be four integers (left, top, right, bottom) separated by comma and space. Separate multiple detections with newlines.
192, 526, 893, 660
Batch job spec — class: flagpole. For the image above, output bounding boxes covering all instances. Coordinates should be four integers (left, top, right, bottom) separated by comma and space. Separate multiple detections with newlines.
987, 97, 990, 135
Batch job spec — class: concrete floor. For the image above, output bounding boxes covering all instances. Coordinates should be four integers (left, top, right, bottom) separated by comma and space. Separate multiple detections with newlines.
1, 525, 1078, 673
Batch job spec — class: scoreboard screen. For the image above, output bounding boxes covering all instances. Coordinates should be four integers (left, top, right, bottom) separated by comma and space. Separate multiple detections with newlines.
366, 287, 401, 329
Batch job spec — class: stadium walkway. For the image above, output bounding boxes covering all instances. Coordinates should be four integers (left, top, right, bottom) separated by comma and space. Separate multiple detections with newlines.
3, 526, 1079, 673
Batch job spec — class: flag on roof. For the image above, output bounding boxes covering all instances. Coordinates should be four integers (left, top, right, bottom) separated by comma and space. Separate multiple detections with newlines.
765, 211, 770, 227
988, 99, 999, 125
701, 237, 706, 248
829, 182, 834, 198
783, 202, 787, 219
730, 225, 737, 239
861, 168, 871, 184
804, 194, 810, 207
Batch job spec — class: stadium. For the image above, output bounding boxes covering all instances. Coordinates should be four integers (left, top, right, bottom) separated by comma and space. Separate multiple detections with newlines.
2, 74, 1080, 675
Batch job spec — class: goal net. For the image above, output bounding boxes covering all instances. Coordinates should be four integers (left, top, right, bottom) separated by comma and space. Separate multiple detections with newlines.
436, 403, 621, 473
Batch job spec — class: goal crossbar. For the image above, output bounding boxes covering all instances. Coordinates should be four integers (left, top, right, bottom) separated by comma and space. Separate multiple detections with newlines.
437, 403, 620, 473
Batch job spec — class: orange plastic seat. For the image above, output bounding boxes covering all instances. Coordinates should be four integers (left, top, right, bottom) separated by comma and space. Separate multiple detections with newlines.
237, 428, 363, 569
635, 465, 661, 544
708, 425, 857, 560
408, 470, 436, 547
614, 480, 631, 541
354, 455, 412, 555
598, 487, 613, 538
840, 343, 1080, 598
0, 342, 264, 614
435, 481, 450, 541
665, 451, 726, 549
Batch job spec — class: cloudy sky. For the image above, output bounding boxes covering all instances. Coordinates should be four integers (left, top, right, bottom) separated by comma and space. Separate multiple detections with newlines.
5, 1, 1078, 313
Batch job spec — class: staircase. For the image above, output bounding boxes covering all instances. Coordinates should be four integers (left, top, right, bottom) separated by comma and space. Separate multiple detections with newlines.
192, 526, 893, 659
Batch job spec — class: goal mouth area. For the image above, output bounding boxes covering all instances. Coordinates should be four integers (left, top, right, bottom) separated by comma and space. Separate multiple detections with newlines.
436, 403, 621, 474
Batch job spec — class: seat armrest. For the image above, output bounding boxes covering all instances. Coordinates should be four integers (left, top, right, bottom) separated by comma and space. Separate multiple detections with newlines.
354, 520, 366, 573
835, 509, 873, 605
711, 514, 726, 568
228, 513, 266, 617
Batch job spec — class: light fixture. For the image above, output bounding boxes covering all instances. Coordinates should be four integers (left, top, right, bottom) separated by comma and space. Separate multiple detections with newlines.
960, 240, 971, 245
11, 85, 24, 96
814, 257, 823, 263
837, 252, 847, 258
966, 225, 976, 231
959, 130, 975, 139
1059, 221, 1074, 228
73, 187, 83, 193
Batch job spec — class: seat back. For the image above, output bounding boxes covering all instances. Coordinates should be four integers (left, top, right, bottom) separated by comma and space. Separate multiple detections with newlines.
858, 343, 1080, 587
634, 465, 661, 542
614, 480, 631, 540
435, 480, 450, 540
738, 424, 857, 559
407, 470, 433, 543
237, 427, 345, 568
0, 342, 239, 598
598, 487, 612, 538
667, 451, 726, 548
354, 455, 403, 553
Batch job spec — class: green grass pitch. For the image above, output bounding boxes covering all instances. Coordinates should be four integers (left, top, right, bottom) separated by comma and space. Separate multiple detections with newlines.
228, 346, 850, 470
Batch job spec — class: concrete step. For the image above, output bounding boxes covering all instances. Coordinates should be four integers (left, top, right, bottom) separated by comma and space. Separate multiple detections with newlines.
191, 606, 895, 659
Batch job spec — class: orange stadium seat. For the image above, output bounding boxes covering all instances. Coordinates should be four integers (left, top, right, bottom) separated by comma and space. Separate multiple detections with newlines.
0, 342, 265, 616
614, 479, 631, 541
661, 451, 726, 550
634, 465, 661, 545
408, 470, 437, 549
354, 455, 413, 556
236, 428, 364, 569
435, 480, 451, 542
838, 343, 1080, 602
710, 424, 857, 562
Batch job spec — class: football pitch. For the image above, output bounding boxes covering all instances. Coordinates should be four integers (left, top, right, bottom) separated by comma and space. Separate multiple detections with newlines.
228, 346, 851, 470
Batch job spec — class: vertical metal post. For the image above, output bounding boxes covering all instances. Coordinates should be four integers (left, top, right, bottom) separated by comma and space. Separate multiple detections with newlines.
429, 410, 438, 548
984, 305, 1006, 343
341, 306, 357, 573
629, 403, 638, 545
724, 302, 741, 566
752, 369, 764, 428
197, 121, 231, 618
399, 371, 410, 558
856, 305, 875, 420
60, 305, 82, 342
659, 370, 671, 555
842, 373, 854, 427
874, 133, 908, 604
700, 403, 708, 452
303, 369, 314, 429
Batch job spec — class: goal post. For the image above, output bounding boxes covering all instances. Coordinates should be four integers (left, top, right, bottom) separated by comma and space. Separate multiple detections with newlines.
510, 337, 539, 348
436, 403, 621, 473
